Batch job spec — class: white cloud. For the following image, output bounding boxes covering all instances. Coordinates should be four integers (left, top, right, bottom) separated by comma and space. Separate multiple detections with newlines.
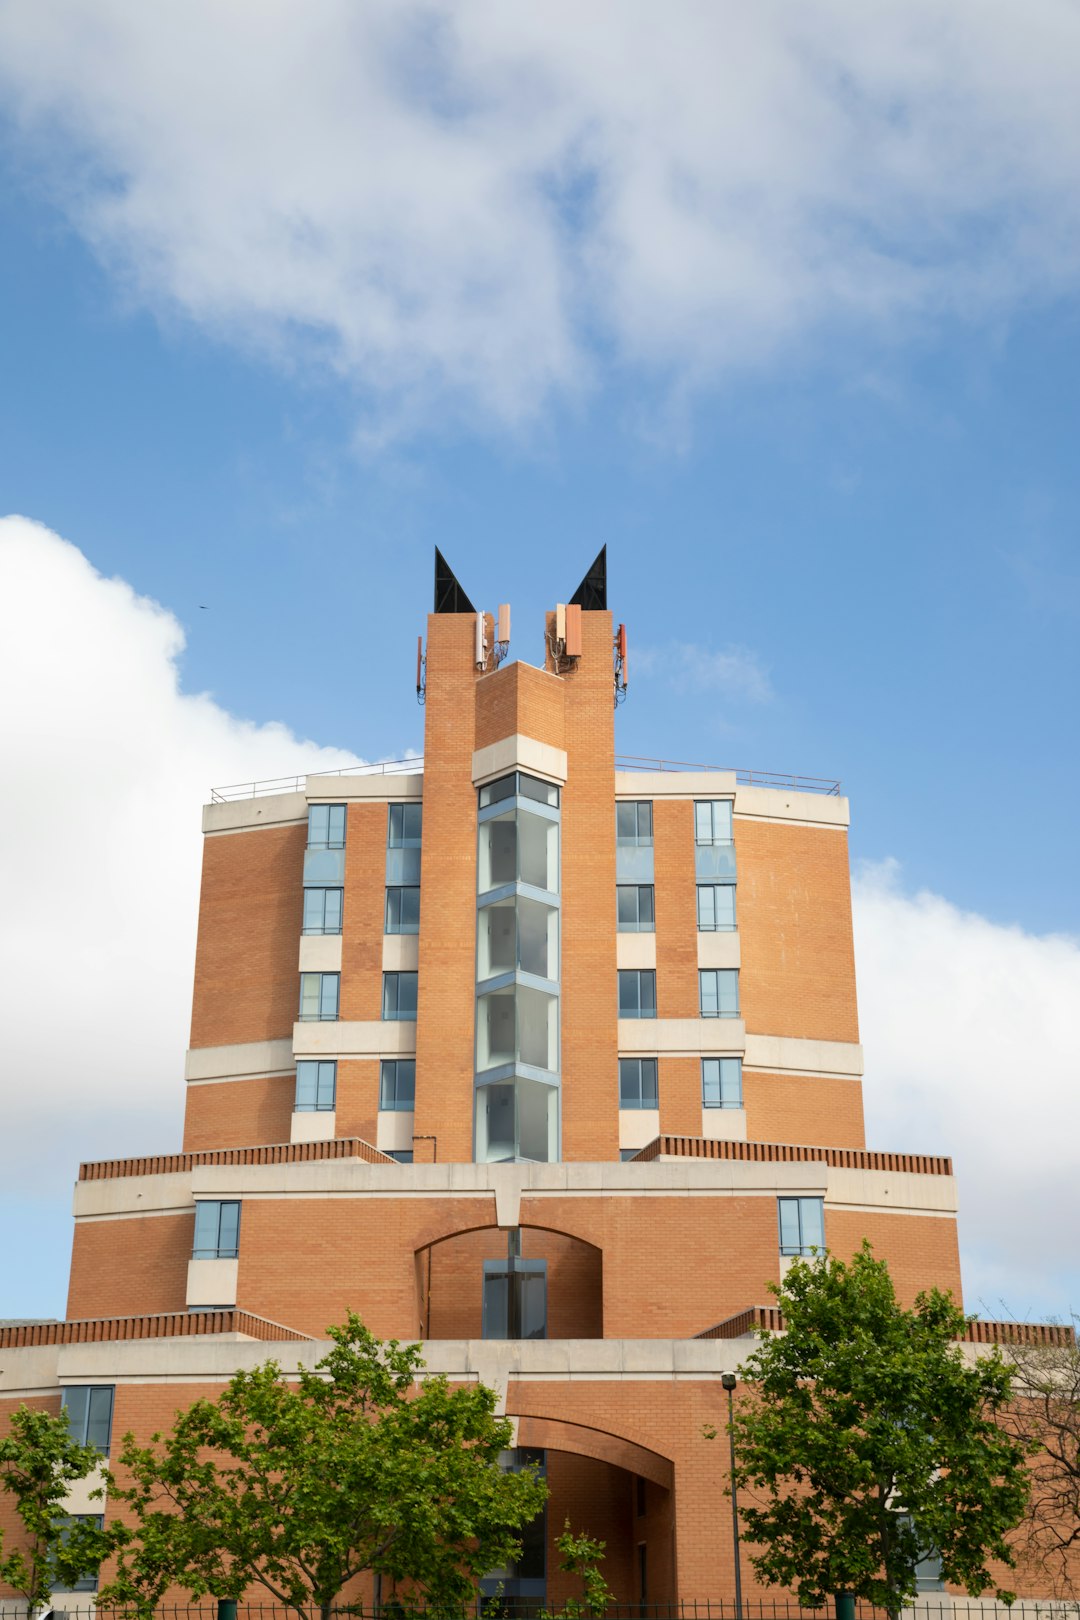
2, 1, 1080, 427
853, 858, 1080, 1320
635, 642, 773, 703
0, 516, 363, 1183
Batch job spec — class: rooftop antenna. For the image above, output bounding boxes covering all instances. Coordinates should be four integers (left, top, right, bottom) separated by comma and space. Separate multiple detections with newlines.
493, 603, 511, 668
614, 622, 628, 707
416, 635, 426, 705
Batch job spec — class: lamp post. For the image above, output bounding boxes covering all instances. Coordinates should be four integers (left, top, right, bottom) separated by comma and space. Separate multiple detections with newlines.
721, 1372, 744, 1620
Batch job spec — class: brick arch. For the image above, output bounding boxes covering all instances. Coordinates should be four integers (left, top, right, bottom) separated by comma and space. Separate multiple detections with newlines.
415, 1216, 602, 1259
417, 1223, 603, 1339
514, 1413, 674, 1490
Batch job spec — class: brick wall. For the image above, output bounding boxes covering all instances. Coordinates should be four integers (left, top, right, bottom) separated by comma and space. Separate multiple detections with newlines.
736, 818, 860, 1044
340, 801, 387, 1021
653, 799, 699, 1020
335, 1058, 381, 1145
190, 823, 306, 1049
827, 1208, 964, 1307
743, 1069, 866, 1148
182, 1073, 295, 1152
67, 1212, 193, 1319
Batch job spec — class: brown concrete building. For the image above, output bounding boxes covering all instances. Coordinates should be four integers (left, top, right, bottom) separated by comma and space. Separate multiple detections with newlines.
0, 551, 1070, 1611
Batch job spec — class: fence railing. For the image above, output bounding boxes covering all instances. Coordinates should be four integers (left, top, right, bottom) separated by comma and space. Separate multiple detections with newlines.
17, 1601, 1080, 1620
209, 758, 424, 803
614, 757, 842, 796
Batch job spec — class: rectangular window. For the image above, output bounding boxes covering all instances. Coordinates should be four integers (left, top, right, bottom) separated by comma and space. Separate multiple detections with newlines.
702, 1057, 742, 1109
382, 971, 418, 1020
61, 1387, 114, 1455
616, 801, 653, 845
618, 969, 657, 1019
482, 1258, 547, 1340
193, 1200, 241, 1259
302, 887, 343, 935
385, 1149, 414, 1164
778, 1196, 825, 1256
380, 1059, 416, 1111
619, 1148, 640, 1162
696, 883, 736, 931
699, 968, 739, 1017
385, 886, 420, 934
619, 1057, 659, 1109
617, 884, 655, 932
52, 1516, 105, 1592
295, 1060, 336, 1112
694, 800, 733, 844
388, 803, 423, 847
299, 972, 339, 1021
308, 803, 346, 850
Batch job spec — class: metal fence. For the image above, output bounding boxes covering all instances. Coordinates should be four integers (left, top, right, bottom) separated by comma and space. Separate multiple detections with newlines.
16, 1602, 1080, 1620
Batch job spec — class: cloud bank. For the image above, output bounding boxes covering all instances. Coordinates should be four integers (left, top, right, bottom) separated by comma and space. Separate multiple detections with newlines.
0, 519, 1075, 1318
2, 2, 1080, 425
853, 859, 1080, 1319
0, 516, 362, 1179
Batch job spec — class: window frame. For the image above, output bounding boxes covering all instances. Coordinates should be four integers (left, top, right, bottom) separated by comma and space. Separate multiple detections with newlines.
61, 1386, 114, 1456
618, 968, 657, 1020
384, 885, 421, 935
702, 1057, 742, 1109
295, 1059, 337, 1113
380, 1059, 416, 1112
299, 971, 340, 1021
388, 803, 423, 848
616, 884, 655, 933
699, 968, 740, 1018
694, 799, 734, 845
302, 886, 343, 936
777, 1196, 825, 1256
382, 971, 418, 1021
619, 1057, 659, 1110
616, 801, 653, 846
307, 803, 346, 850
696, 882, 736, 932
192, 1199, 242, 1261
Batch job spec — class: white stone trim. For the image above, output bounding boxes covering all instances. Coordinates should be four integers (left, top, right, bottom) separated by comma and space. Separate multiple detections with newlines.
298, 934, 342, 973
616, 933, 656, 969
743, 1034, 864, 1078
306, 772, 422, 801
293, 1020, 416, 1058
619, 1109, 660, 1150
202, 791, 308, 836
696, 932, 741, 969
74, 1172, 194, 1220
700, 1107, 748, 1142
290, 1109, 336, 1144
472, 735, 568, 787
186, 1257, 238, 1308
383, 933, 419, 972
185, 1039, 295, 1083
619, 1017, 745, 1055
615, 771, 736, 800
376, 1111, 415, 1152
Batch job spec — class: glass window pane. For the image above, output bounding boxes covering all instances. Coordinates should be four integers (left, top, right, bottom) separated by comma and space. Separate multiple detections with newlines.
517, 809, 558, 892
319, 974, 339, 1018
639, 886, 655, 928
477, 987, 515, 1069
479, 813, 517, 892
324, 889, 343, 932
479, 774, 516, 808
519, 1271, 547, 1339
518, 895, 558, 980
328, 805, 346, 848
778, 1199, 801, 1253
516, 985, 557, 1070
517, 1078, 556, 1161
478, 898, 515, 979
218, 1202, 241, 1257
618, 971, 638, 1016
695, 842, 737, 881
85, 1387, 113, 1453
519, 774, 559, 806
62, 1387, 89, 1444
619, 1058, 638, 1106
296, 1061, 317, 1109
193, 1202, 220, 1257
801, 1198, 825, 1252
308, 804, 327, 847
482, 1270, 510, 1335
388, 803, 422, 846
640, 1059, 658, 1106
299, 974, 320, 1019
477, 1082, 516, 1162
639, 971, 656, 1016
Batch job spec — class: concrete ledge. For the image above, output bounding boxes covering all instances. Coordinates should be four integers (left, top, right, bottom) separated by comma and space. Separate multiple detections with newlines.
298, 934, 342, 973
307, 772, 422, 801
697, 932, 741, 969
185, 1038, 294, 1083
293, 1020, 416, 1058
619, 1018, 745, 1055
615, 772, 736, 800
743, 1033, 864, 1078
472, 735, 568, 787
383, 933, 420, 972
733, 783, 850, 828
616, 933, 656, 969
202, 791, 307, 835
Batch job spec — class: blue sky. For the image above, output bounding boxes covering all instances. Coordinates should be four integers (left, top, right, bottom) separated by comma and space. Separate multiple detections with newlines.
0, 1, 1078, 1325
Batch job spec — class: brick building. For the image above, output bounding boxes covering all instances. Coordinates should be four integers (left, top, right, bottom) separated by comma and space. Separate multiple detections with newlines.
0, 550, 1070, 1610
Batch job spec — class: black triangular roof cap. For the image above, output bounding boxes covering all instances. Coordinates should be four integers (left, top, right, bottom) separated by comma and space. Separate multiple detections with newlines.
433, 548, 476, 614
569, 545, 607, 611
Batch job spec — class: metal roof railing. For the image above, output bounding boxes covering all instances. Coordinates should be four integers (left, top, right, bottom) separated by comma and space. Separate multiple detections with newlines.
615, 755, 841, 795
209, 756, 424, 803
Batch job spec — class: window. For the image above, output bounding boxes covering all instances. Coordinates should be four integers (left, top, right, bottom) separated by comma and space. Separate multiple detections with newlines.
52, 1516, 105, 1592
475, 1078, 557, 1163
619, 1148, 640, 1162
295, 1059, 336, 1112
699, 968, 739, 1017
619, 1057, 658, 1109
694, 799, 736, 880
482, 1257, 547, 1339
382, 971, 418, 1020
385, 886, 420, 934
618, 969, 656, 1019
380, 1059, 416, 1111
61, 1387, 114, 1455
617, 884, 655, 932
696, 883, 736, 931
702, 1057, 742, 1109
299, 972, 339, 1021
388, 803, 423, 846
616, 802, 653, 845
308, 803, 346, 850
778, 1196, 825, 1256
480, 772, 559, 808
193, 1200, 241, 1260
303, 887, 343, 935
384, 1149, 414, 1164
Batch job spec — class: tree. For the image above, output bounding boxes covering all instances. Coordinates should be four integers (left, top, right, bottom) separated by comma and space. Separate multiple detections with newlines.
547, 1522, 613, 1620
728, 1244, 1030, 1615
0, 1404, 123, 1609
101, 1314, 547, 1620
999, 1318, 1080, 1596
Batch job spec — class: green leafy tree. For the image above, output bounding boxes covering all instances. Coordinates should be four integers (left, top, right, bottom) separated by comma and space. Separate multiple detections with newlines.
547, 1521, 613, 1620
728, 1244, 1030, 1615
0, 1405, 123, 1608
101, 1313, 546, 1620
